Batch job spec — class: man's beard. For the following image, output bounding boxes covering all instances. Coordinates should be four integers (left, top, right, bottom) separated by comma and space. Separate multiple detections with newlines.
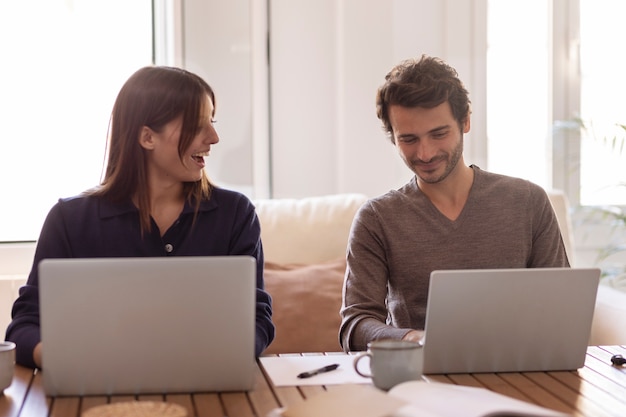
412, 136, 464, 184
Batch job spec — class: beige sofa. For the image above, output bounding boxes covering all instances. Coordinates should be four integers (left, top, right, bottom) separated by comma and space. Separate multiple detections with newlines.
255, 193, 366, 354
256, 191, 626, 355
2, 191, 625, 352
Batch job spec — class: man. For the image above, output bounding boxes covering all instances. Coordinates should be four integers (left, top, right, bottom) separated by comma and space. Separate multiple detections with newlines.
339, 55, 569, 352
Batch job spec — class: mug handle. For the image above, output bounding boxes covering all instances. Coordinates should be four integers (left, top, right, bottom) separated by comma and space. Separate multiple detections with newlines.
353, 352, 373, 378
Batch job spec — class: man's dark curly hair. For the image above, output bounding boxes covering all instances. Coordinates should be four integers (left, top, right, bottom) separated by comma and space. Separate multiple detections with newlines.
376, 54, 471, 143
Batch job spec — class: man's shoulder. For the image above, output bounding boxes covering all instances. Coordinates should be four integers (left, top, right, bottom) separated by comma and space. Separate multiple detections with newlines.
472, 168, 551, 214
474, 166, 545, 195
367, 180, 420, 205
357, 181, 423, 219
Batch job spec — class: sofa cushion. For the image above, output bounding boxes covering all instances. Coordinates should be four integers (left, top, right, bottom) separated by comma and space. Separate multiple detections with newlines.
547, 190, 576, 266
254, 194, 367, 264
263, 258, 346, 354
590, 284, 626, 345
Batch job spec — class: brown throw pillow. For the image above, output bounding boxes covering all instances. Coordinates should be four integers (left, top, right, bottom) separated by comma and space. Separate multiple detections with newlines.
263, 258, 346, 354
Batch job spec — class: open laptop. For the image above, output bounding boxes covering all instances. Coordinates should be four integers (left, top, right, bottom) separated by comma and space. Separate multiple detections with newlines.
421, 267, 601, 374
39, 256, 257, 396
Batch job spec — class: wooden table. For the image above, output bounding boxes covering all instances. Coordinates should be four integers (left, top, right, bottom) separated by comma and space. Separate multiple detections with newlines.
1, 345, 625, 417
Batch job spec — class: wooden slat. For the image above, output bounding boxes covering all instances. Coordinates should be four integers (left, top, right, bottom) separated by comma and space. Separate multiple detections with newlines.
297, 385, 326, 398
498, 372, 577, 415
325, 383, 363, 392
550, 370, 624, 417
79, 396, 109, 415
49, 396, 80, 417
137, 394, 164, 402
191, 393, 223, 417
523, 372, 612, 417
249, 361, 282, 417
471, 373, 532, 403
221, 392, 254, 417
270, 386, 305, 408
165, 394, 194, 417
445, 373, 485, 388
108, 395, 136, 403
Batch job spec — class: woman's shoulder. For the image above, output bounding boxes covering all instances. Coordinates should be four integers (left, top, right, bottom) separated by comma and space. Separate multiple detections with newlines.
39, 194, 99, 228
51, 192, 135, 219
202, 186, 255, 212
53, 193, 98, 210
210, 186, 250, 200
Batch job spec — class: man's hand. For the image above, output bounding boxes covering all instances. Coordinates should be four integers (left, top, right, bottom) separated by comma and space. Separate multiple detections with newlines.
402, 330, 424, 344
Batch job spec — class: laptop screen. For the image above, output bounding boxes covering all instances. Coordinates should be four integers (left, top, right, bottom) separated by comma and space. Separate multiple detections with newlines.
421, 267, 600, 374
39, 256, 257, 395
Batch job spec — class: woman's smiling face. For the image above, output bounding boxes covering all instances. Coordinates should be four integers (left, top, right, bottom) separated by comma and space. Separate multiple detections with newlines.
141, 94, 219, 186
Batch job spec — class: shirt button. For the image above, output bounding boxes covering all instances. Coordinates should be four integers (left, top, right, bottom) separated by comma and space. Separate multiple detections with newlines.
164, 244, 174, 253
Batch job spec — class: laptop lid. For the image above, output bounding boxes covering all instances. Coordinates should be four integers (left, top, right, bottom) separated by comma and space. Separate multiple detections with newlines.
421, 267, 601, 374
39, 256, 257, 396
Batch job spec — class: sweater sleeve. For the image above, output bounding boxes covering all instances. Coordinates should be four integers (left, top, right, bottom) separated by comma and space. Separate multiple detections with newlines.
527, 186, 571, 268
5, 201, 73, 368
230, 196, 275, 356
6, 285, 40, 368
339, 202, 412, 352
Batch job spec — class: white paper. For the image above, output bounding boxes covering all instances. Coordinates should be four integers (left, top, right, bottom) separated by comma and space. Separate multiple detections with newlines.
388, 381, 572, 417
280, 385, 406, 417
268, 376, 572, 417
259, 355, 372, 386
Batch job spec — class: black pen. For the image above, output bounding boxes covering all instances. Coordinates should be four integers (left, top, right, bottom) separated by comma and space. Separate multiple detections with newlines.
297, 363, 340, 379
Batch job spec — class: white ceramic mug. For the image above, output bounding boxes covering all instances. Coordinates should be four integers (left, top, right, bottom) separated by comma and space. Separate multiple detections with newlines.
353, 339, 423, 390
0, 341, 16, 393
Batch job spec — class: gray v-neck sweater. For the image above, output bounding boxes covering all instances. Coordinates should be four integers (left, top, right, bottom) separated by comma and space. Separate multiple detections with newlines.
339, 166, 570, 351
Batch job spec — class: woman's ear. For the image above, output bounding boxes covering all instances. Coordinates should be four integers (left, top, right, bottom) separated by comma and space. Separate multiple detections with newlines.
138, 126, 155, 150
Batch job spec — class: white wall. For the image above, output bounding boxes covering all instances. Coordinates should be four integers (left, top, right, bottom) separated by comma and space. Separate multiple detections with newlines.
269, 0, 488, 199
182, 0, 488, 199
182, 0, 257, 197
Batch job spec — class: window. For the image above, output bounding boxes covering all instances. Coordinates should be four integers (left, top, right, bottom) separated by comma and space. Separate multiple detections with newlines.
0, 1, 153, 242
486, 0, 550, 190
487, 0, 626, 207
579, 0, 626, 206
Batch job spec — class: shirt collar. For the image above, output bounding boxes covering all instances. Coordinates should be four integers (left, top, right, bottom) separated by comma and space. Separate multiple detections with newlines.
98, 195, 217, 219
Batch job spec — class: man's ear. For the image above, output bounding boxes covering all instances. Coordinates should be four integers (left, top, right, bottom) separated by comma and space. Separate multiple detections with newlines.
462, 113, 471, 134
138, 126, 155, 150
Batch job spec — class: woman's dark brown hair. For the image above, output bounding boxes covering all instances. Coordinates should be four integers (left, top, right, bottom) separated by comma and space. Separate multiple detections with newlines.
88, 66, 215, 233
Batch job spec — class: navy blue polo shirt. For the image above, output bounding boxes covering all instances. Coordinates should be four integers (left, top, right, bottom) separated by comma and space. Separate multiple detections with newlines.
6, 187, 274, 368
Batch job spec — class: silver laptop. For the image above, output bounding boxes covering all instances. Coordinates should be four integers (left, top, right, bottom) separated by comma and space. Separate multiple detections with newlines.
39, 256, 257, 396
421, 267, 601, 374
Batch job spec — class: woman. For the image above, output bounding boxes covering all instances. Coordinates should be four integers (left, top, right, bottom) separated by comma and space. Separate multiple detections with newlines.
6, 66, 275, 368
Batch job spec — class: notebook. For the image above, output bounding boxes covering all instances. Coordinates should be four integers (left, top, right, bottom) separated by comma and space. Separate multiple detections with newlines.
38, 256, 257, 396
421, 267, 601, 374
